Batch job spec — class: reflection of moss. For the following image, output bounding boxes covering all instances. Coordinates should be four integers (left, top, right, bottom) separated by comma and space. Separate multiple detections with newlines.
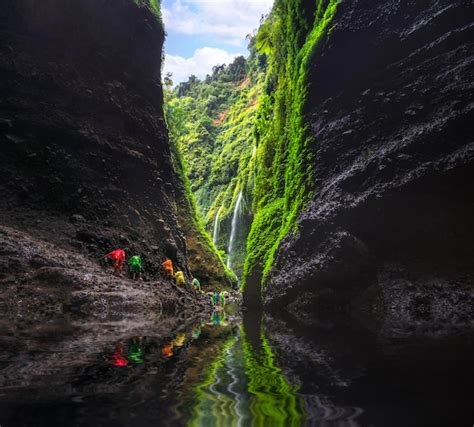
188, 335, 238, 427
241, 324, 304, 426
187, 323, 304, 426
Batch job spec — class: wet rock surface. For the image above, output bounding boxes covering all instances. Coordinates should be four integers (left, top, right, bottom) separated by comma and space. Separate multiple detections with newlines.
0, 313, 239, 427
265, 313, 474, 427
0, 0, 185, 272
0, 0, 231, 320
0, 225, 214, 324
264, 1, 473, 340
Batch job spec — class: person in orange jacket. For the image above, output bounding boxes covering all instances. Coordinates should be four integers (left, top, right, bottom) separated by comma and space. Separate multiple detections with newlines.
162, 258, 174, 276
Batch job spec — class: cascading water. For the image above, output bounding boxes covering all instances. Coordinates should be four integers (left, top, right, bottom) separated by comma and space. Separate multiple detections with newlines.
212, 207, 221, 245
227, 191, 243, 270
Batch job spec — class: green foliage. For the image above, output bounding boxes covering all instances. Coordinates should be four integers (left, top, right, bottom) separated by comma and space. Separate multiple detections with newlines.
165, 107, 236, 284
164, 1, 339, 290
133, 0, 161, 19
165, 53, 265, 279
243, 0, 340, 286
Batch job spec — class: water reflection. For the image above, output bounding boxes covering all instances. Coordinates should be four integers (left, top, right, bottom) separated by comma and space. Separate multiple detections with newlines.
106, 337, 145, 366
107, 342, 129, 367
188, 320, 305, 426
0, 309, 471, 427
127, 337, 145, 365
209, 310, 227, 326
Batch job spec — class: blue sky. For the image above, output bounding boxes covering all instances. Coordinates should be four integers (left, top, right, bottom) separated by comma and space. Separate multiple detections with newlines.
162, 0, 274, 84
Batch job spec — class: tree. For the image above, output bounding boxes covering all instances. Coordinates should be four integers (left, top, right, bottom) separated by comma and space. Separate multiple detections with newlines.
163, 72, 173, 90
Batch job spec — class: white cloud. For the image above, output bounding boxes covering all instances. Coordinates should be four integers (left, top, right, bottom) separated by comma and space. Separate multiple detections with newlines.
162, 0, 274, 46
163, 47, 243, 84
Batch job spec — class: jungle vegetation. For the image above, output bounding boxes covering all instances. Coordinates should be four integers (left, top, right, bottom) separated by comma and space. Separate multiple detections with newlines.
165, 0, 340, 290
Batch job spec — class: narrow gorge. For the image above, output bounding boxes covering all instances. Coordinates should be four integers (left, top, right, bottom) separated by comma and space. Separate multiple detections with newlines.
0, 0, 472, 425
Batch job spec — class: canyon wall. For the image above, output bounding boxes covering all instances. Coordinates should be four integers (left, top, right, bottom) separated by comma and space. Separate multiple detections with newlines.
263, 0, 473, 338
0, 0, 231, 311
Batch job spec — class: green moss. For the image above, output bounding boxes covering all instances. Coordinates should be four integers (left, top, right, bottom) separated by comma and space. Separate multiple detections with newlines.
242, 198, 284, 292
243, 0, 340, 288
188, 334, 239, 426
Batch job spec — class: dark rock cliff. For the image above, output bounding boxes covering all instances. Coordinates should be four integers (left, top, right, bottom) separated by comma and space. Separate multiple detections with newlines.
0, 0, 229, 315
265, 0, 473, 339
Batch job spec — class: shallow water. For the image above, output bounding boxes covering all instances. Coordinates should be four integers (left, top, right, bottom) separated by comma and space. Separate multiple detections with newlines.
0, 310, 471, 427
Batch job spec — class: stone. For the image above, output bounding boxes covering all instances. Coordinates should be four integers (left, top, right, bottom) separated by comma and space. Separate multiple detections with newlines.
70, 214, 86, 224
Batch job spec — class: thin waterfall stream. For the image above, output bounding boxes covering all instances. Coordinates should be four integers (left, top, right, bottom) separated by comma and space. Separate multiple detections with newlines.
212, 207, 221, 245
227, 191, 243, 271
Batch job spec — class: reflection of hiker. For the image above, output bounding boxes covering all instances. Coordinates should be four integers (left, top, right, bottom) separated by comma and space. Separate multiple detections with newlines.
162, 342, 174, 358
175, 271, 185, 286
192, 277, 201, 293
162, 332, 186, 358
172, 332, 186, 348
162, 258, 174, 276
213, 311, 222, 325
208, 310, 227, 326
104, 249, 126, 275
129, 255, 143, 280
108, 342, 128, 367
128, 337, 144, 364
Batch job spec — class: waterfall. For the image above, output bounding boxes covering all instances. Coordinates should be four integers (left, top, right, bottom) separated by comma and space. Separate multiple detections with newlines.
212, 207, 221, 245
227, 191, 243, 270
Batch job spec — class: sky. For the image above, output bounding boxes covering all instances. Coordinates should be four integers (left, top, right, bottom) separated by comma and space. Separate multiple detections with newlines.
161, 0, 274, 84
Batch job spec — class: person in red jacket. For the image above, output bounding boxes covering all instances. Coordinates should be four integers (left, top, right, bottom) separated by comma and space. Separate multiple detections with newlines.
104, 249, 126, 275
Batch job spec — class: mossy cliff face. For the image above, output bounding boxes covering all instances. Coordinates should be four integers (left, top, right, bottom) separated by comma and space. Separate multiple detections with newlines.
260, 0, 473, 338
243, 0, 340, 304
0, 0, 230, 289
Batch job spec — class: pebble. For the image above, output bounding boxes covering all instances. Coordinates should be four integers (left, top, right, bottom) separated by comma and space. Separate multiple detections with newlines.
70, 214, 86, 224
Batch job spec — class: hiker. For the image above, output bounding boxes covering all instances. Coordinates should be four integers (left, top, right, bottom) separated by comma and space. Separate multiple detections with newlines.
104, 248, 126, 275
191, 325, 202, 340
192, 277, 201, 293
128, 255, 143, 281
162, 258, 174, 276
207, 291, 216, 306
211, 291, 220, 308
175, 270, 185, 286
220, 291, 228, 309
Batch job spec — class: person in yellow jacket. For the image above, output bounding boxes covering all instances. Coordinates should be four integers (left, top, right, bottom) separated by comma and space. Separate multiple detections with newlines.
174, 270, 185, 286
